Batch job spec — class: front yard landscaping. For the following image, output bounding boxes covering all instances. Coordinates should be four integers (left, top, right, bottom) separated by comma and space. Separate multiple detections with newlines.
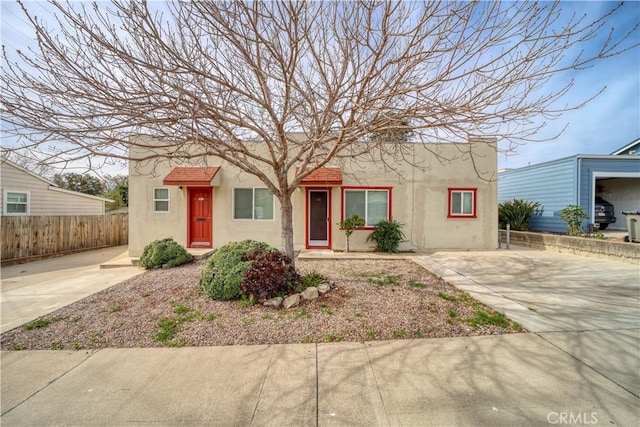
0, 258, 524, 350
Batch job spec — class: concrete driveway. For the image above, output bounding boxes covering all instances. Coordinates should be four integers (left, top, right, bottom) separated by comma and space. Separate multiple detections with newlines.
415, 247, 640, 397
0, 246, 142, 333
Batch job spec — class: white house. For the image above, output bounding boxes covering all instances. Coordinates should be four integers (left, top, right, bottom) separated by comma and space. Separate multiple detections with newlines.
0, 159, 112, 216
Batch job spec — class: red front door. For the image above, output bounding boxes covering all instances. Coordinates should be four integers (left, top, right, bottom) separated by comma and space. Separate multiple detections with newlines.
188, 188, 212, 248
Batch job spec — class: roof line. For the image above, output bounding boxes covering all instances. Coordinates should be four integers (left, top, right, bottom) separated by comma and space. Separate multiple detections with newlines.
610, 137, 640, 155
1, 158, 56, 186
48, 186, 113, 202
2, 159, 112, 203
499, 153, 640, 173
576, 154, 640, 160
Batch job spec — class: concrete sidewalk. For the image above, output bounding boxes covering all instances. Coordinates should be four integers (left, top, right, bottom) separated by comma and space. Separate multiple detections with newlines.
1, 246, 639, 426
2, 334, 637, 426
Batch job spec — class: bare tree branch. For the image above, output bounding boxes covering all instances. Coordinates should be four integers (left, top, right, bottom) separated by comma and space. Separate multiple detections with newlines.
1, 0, 637, 256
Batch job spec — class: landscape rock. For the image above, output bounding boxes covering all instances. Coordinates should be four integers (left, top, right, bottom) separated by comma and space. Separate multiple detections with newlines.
318, 284, 331, 294
263, 297, 283, 307
283, 293, 301, 309
301, 287, 319, 301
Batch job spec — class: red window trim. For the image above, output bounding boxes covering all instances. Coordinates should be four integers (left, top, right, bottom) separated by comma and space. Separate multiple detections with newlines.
341, 186, 393, 230
448, 188, 477, 219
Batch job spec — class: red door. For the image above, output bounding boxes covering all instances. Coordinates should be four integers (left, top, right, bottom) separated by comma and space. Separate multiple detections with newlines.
188, 188, 212, 248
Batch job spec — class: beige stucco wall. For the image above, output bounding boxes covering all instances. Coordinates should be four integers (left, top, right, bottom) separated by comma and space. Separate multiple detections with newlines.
331, 141, 498, 252
129, 149, 287, 256
0, 162, 107, 216
128, 139, 497, 256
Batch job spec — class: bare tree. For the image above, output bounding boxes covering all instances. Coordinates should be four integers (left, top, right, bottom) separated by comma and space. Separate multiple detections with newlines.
1, 148, 55, 179
1, 1, 637, 257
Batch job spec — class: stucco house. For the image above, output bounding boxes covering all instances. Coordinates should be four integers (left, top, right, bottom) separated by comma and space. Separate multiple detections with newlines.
498, 139, 640, 232
128, 137, 498, 257
0, 159, 112, 216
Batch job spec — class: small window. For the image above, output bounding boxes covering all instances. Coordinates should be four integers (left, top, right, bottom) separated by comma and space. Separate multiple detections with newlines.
153, 188, 169, 212
343, 188, 391, 227
448, 188, 476, 218
3, 190, 30, 215
233, 188, 274, 220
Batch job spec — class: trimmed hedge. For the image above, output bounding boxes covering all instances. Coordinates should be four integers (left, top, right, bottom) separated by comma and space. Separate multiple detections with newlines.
199, 240, 276, 300
139, 238, 193, 269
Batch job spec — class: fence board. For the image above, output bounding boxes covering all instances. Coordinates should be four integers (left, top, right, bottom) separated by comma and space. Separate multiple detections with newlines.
1, 214, 128, 262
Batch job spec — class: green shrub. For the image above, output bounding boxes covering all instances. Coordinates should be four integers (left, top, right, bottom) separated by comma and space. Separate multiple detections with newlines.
240, 251, 300, 300
199, 240, 276, 300
366, 219, 406, 253
139, 238, 192, 269
498, 199, 541, 231
560, 204, 588, 236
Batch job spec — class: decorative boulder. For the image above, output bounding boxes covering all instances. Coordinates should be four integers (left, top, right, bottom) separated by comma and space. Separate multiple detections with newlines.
301, 287, 319, 301
263, 297, 283, 308
318, 284, 332, 294
283, 293, 301, 309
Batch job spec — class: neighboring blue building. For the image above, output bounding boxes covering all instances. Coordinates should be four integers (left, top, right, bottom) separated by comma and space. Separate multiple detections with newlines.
498, 140, 640, 232
611, 138, 640, 156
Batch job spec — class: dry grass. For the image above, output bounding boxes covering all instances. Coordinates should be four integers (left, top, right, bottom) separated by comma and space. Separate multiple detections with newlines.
0, 258, 524, 351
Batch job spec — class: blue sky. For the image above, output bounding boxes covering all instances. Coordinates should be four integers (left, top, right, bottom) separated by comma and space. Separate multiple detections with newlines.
496, 1, 640, 169
1, 1, 638, 175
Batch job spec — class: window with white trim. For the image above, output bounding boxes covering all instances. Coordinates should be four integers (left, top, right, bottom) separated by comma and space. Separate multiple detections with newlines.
448, 188, 476, 218
153, 188, 169, 212
3, 190, 30, 215
233, 188, 274, 220
343, 188, 390, 227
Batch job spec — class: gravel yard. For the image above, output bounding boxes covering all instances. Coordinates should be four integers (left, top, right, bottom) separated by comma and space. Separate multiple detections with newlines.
0, 258, 524, 350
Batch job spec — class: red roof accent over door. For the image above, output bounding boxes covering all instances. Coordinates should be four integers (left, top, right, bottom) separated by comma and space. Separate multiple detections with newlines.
297, 167, 343, 186
163, 167, 220, 187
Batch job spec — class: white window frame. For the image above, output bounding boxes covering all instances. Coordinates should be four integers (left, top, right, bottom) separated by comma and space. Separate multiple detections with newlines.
342, 188, 390, 228
3, 190, 30, 216
232, 187, 274, 221
153, 187, 170, 213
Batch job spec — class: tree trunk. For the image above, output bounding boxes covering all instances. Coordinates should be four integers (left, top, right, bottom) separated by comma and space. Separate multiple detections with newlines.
279, 193, 296, 266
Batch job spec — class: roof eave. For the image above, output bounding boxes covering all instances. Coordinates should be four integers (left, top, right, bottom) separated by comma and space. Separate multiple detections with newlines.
48, 186, 113, 202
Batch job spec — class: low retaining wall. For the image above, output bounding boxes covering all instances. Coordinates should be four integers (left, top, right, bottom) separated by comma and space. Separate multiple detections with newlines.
499, 230, 640, 264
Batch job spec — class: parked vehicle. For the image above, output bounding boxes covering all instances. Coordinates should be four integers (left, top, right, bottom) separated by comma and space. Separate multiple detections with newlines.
594, 197, 616, 230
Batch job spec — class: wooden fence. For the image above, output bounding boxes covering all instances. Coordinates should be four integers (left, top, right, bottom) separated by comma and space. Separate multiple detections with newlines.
1, 214, 128, 262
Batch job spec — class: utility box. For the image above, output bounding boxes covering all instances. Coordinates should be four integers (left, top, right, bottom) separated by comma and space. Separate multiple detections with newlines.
621, 211, 640, 243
